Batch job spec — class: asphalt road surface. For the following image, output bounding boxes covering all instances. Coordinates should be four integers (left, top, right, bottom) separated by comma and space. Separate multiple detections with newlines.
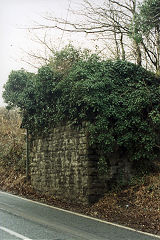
0, 191, 159, 240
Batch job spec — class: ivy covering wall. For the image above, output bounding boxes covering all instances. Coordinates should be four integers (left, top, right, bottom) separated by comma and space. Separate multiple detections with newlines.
3, 45, 160, 172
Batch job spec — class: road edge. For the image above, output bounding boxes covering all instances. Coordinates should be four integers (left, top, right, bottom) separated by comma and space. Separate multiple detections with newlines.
1, 190, 160, 239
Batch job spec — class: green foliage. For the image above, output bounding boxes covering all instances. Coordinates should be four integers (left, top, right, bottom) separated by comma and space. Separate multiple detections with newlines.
136, 0, 160, 35
3, 45, 160, 170
48, 44, 92, 75
3, 69, 35, 110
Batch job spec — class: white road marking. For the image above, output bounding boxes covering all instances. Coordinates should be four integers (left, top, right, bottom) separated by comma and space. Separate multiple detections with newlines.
1, 191, 160, 239
0, 226, 32, 240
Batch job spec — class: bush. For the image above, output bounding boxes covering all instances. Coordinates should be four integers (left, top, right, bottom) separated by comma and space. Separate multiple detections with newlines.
3, 46, 160, 172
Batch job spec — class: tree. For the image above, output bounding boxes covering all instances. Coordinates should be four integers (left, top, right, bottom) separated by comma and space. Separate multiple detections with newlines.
136, 0, 160, 75
2, 69, 34, 110
139, 0, 160, 31
33, 0, 159, 73
36, 0, 143, 64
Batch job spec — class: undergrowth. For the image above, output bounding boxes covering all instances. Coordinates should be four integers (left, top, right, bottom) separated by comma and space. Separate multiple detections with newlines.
0, 107, 26, 171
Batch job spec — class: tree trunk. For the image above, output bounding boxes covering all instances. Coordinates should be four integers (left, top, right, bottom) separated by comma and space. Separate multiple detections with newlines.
155, 25, 160, 76
113, 26, 120, 59
120, 32, 125, 61
134, 40, 142, 66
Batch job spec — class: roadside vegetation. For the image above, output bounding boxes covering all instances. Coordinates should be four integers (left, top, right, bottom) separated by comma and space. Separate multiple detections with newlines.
0, 107, 25, 171
1, 45, 160, 235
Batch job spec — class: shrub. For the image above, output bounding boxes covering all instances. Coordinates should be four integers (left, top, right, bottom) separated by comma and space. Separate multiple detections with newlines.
3, 46, 160, 171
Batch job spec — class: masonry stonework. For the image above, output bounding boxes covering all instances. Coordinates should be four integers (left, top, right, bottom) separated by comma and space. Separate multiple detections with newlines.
30, 124, 133, 205
30, 124, 105, 205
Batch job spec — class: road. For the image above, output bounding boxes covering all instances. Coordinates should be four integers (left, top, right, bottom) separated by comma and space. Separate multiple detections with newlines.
0, 191, 159, 240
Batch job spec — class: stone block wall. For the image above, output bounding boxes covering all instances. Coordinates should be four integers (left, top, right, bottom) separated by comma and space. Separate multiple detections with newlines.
30, 124, 105, 205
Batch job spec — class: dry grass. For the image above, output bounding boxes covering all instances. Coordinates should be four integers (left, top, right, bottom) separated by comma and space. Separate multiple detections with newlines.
87, 171, 160, 234
0, 107, 26, 170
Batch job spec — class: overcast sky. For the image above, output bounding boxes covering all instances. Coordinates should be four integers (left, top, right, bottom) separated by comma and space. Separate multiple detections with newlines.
0, 0, 89, 106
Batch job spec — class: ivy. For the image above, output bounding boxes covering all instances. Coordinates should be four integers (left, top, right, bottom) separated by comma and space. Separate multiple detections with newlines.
3, 46, 160, 169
